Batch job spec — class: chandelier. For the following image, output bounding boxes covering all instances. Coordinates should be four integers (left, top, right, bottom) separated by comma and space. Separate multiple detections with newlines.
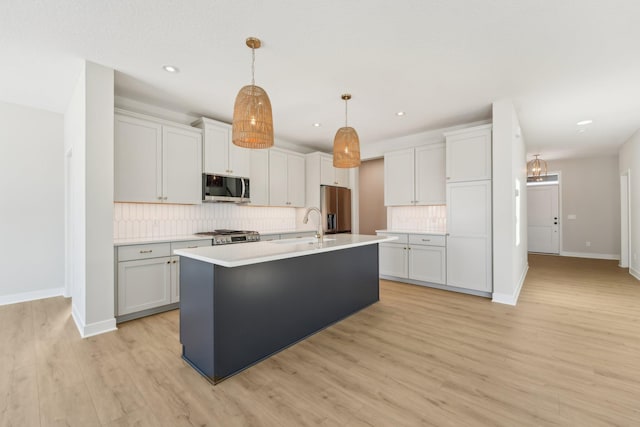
527, 154, 547, 180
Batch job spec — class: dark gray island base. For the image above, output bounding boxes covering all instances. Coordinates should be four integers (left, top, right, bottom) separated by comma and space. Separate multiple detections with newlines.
179, 244, 379, 384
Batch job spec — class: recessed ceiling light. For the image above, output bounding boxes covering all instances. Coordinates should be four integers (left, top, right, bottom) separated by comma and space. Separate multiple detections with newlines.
577, 128, 586, 133
576, 119, 592, 126
313, 123, 321, 127
396, 111, 405, 116
162, 65, 179, 73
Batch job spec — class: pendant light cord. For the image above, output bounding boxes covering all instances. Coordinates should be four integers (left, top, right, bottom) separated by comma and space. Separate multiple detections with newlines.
251, 47, 256, 86
344, 98, 348, 127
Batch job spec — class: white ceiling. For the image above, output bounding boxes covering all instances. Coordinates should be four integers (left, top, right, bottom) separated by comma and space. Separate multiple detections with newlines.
2, 0, 639, 160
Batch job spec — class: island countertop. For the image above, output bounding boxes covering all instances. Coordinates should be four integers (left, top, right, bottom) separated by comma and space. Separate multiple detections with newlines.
174, 233, 397, 268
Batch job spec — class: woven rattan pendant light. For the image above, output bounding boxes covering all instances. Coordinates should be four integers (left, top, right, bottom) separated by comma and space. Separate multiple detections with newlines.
333, 94, 360, 168
232, 37, 274, 149
527, 154, 547, 180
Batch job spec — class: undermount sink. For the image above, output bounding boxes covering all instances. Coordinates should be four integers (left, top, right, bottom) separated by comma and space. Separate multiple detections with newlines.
269, 237, 336, 245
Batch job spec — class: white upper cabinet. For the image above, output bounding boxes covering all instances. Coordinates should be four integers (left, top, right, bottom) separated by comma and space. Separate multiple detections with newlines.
269, 148, 305, 207
249, 149, 270, 206
306, 152, 350, 208
384, 148, 415, 206
115, 114, 163, 203
115, 111, 202, 204
384, 144, 445, 206
415, 144, 446, 205
193, 117, 250, 177
162, 125, 202, 204
320, 155, 350, 187
444, 124, 492, 182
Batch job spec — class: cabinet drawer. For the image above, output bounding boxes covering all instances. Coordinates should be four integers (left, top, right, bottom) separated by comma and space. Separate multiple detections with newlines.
377, 232, 408, 244
171, 239, 212, 251
118, 243, 171, 261
261, 234, 280, 241
409, 234, 446, 247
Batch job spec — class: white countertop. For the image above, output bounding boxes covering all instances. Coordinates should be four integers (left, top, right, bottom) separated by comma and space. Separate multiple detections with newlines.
376, 229, 447, 236
114, 234, 213, 246
174, 234, 398, 268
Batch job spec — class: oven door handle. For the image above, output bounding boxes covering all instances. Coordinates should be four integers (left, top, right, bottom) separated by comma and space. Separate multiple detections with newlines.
241, 178, 247, 200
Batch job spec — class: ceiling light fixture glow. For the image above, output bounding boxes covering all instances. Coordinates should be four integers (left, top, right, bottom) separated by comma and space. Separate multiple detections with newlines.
313, 123, 321, 127
396, 111, 405, 116
576, 119, 593, 126
162, 65, 179, 73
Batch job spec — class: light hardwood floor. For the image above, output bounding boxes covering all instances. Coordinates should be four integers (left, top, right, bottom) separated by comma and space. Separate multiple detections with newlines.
1, 254, 640, 426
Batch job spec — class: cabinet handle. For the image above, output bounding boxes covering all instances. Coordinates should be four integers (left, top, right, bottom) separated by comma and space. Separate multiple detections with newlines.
446, 177, 451, 180
163, 196, 168, 200
187, 246, 197, 248
139, 250, 153, 254
172, 260, 177, 264
166, 261, 171, 264
422, 239, 431, 242
157, 196, 162, 200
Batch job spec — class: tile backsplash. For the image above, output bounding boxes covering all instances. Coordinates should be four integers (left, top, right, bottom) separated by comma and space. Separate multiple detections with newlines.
113, 203, 299, 239
387, 205, 447, 232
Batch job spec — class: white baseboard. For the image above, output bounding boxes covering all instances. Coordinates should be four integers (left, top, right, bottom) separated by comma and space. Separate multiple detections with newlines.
492, 263, 529, 306
72, 304, 117, 338
560, 251, 620, 261
630, 267, 640, 281
0, 287, 65, 306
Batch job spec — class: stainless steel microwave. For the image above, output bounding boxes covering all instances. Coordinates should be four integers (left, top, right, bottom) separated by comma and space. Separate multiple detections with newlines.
202, 174, 250, 203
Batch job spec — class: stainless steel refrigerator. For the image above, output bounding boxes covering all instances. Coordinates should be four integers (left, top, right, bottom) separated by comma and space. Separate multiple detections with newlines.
320, 185, 352, 234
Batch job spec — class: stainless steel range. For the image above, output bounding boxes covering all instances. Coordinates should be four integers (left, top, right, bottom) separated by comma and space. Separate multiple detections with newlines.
195, 229, 260, 245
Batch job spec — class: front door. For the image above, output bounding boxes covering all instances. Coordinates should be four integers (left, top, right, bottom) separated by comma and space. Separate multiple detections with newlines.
527, 185, 559, 254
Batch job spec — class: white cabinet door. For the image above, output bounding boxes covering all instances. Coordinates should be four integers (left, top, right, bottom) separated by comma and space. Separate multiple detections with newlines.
162, 125, 202, 204
320, 156, 335, 186
269, 149, 289, 206
445, 126, 492, 182
114, 114, 163, 203
415, 144, 446, 205
409, 245, 446, 284
249, 149, 270, 206
200, 120, 250, 177
288, 153, 306, 207
384, 148, 415, 206
446, 180, 492, 291
117, 257, 172, 315
379, 243, 408, 278
202, 122, 229, 175
228, 143, 251, 177
334, 167, 350, 188
170, 256, 180, 303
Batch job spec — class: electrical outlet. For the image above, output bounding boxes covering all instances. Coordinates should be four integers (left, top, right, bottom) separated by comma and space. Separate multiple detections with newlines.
586, 241, 591, 247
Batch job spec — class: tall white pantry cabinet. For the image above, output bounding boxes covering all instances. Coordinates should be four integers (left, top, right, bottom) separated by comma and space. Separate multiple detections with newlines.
444, 124, 493, 293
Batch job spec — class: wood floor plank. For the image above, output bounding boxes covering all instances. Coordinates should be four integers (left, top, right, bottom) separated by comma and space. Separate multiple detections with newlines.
1, 254, 640, 426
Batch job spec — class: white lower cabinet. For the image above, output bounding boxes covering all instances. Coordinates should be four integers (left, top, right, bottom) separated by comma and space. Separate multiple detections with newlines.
116, 239, 211, 319
117, 256, 173, 316
378, 233, 445, 285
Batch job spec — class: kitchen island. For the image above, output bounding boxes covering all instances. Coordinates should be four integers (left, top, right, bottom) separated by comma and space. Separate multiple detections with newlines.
174, 234, 396, 384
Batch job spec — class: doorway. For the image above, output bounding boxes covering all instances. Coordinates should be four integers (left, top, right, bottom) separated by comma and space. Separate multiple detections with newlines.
527, 176, 560, 254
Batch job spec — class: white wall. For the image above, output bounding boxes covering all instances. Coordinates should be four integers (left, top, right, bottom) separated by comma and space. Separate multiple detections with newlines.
619, 129, 640, 280
492, 99, 528, 305
0, 101, 65, 304
546, 156, 620, 259
66, 61, 116, 337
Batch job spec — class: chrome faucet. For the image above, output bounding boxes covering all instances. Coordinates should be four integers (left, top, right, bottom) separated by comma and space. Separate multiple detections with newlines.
303, 207, 324, 241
